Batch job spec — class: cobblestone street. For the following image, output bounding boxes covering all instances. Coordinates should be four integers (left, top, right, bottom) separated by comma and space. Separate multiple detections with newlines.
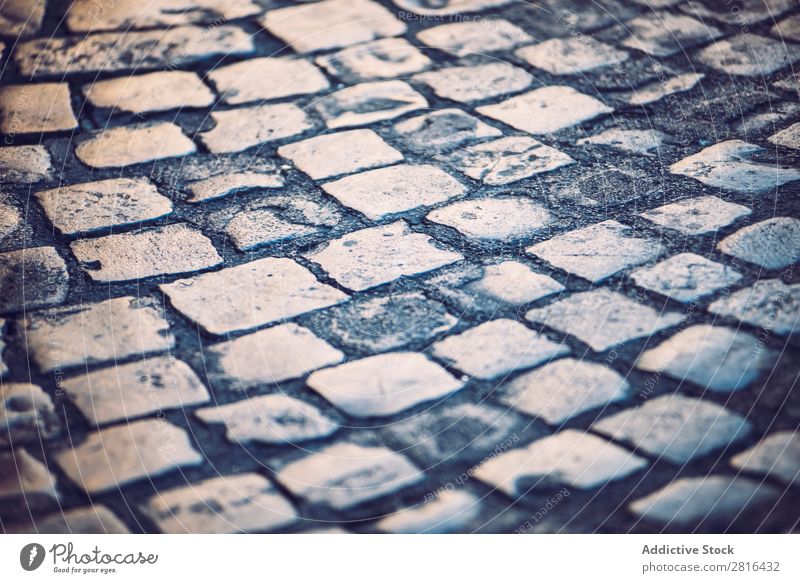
1, 0, 799, 534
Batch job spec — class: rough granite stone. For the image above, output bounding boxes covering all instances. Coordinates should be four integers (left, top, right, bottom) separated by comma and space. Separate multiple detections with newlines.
709, 279, 800, 336
0, 145, 52, 184
731, 431, 800, 486
200, 103, 313, 154
75, 122, 197, 168
82, 71, 215, 114
717, 217, 800, 269
640, 196, 751, 235
393, 109, 502, 154
417, 19, 531, 57
413, 62, 532, 103
631, 253, 742, 303
576, 129, 666, 156
1, 383, 59, 446
316, 38, 431, 82
0, 83, 77, 134
209, 57, 329, 105
0, 247, 69, 314
517, 37, 629, 75
629, 73, 705, 106
315, 81, 427, 129
427, 197, 551, 241
0, 0, 45, 38
465, 261, 564, 305
696, 34, 800, 76
621, 14, 723, 57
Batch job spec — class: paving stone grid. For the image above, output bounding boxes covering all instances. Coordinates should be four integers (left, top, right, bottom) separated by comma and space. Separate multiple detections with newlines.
0, 0, 799, 534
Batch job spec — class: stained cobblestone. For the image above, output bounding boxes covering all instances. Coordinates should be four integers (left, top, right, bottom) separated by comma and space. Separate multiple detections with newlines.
0, 246, 69, 314
209, 57, 329, 106
75, 123, 197, 168
83, 71, 215, 114
0, 83, 77, 134
1, 383, 59, 446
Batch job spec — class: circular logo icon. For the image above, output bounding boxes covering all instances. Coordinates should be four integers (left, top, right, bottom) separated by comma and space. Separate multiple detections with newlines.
20, 543, 46, 571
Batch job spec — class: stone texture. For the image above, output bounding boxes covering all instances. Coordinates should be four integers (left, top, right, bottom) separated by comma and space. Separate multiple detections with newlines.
67, 0, 262, 32
517, 37, 629, 75
427, 197, 551, 241
621, 14, 723, 57
0, 145, 52, 184
526, 289, 684, 352
593, 394, 752, 464
417, 19, 530, 57
629, 476, 779, 527
0, 83, 77, 134
670, 140, 800, 194
0, 0, 45, 38
82, 71, 214, 114
278, 129, 403, 180
208, 323, 343, 389
21, 296, 174, 372
315, 81, 427, 129
629, 73, 705, 106
393, 109, 501, 154
209, 57, 329, 105
36, 178, 173, 236
176, 155, 284, 203
731, 431, 799, 486
305, 221, 463, 292
637, 325, 775, 393
62, 357, 209, 426
769, 122, 800, 150
200, 103, 313, 154
413, 62, 532, 103
316, 38, 431, 82
497, 358, 630, 424
142, 474, 296, 534
475, 430, 647, 493
161, 257, 347, 336
682, 0, 795, 25
432, 319, 569, 380
631, 253, 742, 303
261, 0, 405, 53
576, 129, 666, 156
17, 26, 254, 77
75, 122, 196, 168
6, 505, 129, 534
477, 87, 613, 135
640, 196, 751, 235
773, 14, 800, 40
56, 420, 203, 494
696, 34, 800, 76
1, 383, 59, 445
0, 449, 58, 512
274, 442, 421, 510
323, 164, 467, 220
392, 0, 512, 14
71, 224, 222, 282
197, 394, 338, 445
528, 220, 663, 283
307, 352, 463, 417
441, 136, 574, 185
377, 490, 480, 533
717, 218, 800, 270
710, 279, 800, 336
464, 261, 564, 305
0, 247, 69, 314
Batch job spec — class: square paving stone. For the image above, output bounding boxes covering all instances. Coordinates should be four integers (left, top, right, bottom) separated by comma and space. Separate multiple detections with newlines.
576, 128, 666, 156
0, 449, 58, 513
592, 394, 752, 464
322, 164, 467, 220
526, 289, 684, 352
0, 246, 69, 314
56, 420, 203, 494
196, 394, 338, 445
393, 109, 502, 154
695, 34, 800, 76
208, 323, 343, 389
6, 505, 129, 534
631, 253, 742, 303
516, 36, 629, 75
731, 431, 800, 486
464, 261, 565, 306
717, 217, 800, 270
440, 136, 575, 185
496, 358, 631, 425
1, 383, 59, 446
417, 19, 531, 57
432, 319, 569, 380
170, 154, 284, 203
200, 103, 314, 154
208, 57, 329, 105
71, 224, 222, 282
36, 177, 173, 236
306, 352, 464, 417
636, 325, 775, 393
305, 221, 463, 292
61, 357, 209, 426
426, 197, 551, 242
709, 279, 800, 336
160, 257, 348, 336
0, 0, 45, 38
260, 0, 406, 53
629, 476, 779, 527
0, 83, 77, 134
316, 38, 431, 82
273, 442, 422, 510
21, 296, 174, 372
670, 140, 800, 194
278, 129, 403, 180
0, 145, 52, 184
475, 430, 647, 494
82, 71, 214, 114
413, 62, 533, 103
141, 474, 296, 534
527, 220, 664, 283
477, 86, 613, 135
75, 122, 196, 168
640, 195, 751, 235
377, 490, 480, 534
621, 13, 723, 57
629, 72, 705, 106
315, 80, 427, 129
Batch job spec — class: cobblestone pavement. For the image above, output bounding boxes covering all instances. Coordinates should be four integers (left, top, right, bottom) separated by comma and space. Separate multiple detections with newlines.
1, 0, 799, 534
